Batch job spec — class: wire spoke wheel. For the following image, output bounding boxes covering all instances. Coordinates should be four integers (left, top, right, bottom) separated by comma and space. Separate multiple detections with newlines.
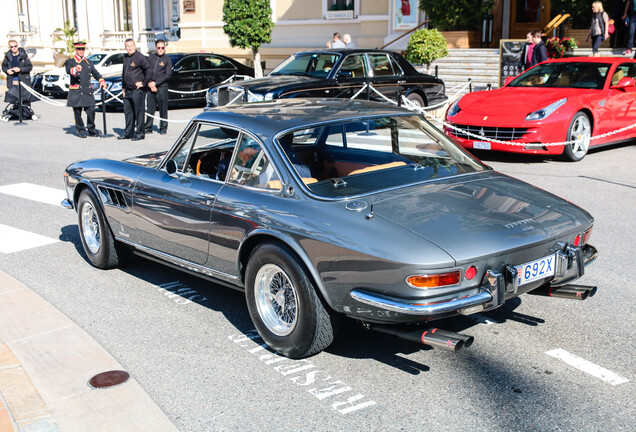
80, 201, 101, 254
254, 264, 298, 336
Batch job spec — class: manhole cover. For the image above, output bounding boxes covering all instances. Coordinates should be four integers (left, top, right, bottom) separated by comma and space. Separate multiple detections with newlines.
88, 370, 130, 389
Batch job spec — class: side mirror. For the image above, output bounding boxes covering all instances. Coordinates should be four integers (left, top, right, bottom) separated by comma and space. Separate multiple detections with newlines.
610, 76, 636, 90
165, 159, 178, 177
337, 70, 354, 79
503, 76, 515, 86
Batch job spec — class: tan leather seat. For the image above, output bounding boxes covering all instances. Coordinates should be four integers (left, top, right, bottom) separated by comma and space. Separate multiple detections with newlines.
612, 69, 624, 86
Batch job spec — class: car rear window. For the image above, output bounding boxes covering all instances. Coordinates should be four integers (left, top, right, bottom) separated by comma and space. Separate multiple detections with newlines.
276, 114, 486, 199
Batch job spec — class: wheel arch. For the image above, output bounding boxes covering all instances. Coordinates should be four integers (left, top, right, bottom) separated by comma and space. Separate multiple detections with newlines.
405, 88, 428, 106
578, 108, 594, 133
237, 231, 332, 307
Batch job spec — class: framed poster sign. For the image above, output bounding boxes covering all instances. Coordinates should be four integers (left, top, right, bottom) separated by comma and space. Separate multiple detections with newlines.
393, 0, 419, 30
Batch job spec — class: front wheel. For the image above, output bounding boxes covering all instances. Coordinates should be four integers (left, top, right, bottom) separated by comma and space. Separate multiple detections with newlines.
77, 189, 121, 269
245, 243, 339, 358
406, 92, 425, 108
563, 112, 591, 162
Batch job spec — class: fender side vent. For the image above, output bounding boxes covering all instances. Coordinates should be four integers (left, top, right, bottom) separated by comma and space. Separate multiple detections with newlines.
99, 186, 128, 209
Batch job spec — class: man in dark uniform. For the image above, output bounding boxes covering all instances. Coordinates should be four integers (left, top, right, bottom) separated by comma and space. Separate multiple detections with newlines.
65, 42, 106, 138
119, 38, 149, 141
145, 39, 172, 135
2, 39, 33, 90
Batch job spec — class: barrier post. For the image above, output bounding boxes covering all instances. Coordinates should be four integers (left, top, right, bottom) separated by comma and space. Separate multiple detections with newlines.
17, 77, 24, 124
100, 88, 113, 137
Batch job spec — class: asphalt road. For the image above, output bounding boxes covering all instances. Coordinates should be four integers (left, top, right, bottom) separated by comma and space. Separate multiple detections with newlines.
0, 98, 634, 431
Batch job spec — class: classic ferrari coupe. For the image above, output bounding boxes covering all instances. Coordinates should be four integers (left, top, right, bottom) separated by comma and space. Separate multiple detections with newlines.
63, 99, 598, 358
446, 57, 636, 161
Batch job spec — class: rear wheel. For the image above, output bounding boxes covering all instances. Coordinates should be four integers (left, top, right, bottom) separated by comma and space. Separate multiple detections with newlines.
406, 92, 425, 107
563, 112, 591, 162
245, 243, 339, 358
77, 189, 120, 269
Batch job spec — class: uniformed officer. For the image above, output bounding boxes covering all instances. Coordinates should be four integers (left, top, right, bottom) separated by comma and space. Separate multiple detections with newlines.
118, 38, 149, 141
145, 39, 172, 135
65, 42, 106, 138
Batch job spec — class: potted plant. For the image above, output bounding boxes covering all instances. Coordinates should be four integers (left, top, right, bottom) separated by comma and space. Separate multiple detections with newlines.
546, 37, 579, 59
405, 28, 449, 68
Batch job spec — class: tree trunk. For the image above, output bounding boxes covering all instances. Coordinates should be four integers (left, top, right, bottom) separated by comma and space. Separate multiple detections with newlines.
253, 48, 263, 78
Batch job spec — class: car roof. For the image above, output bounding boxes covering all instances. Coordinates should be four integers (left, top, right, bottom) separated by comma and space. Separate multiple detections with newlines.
195, 98, 414, 138
546, 56, 636, 64
292, 48, 401, 56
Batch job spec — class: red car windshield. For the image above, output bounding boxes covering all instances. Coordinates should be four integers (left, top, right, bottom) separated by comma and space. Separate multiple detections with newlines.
509, 62, 611, 90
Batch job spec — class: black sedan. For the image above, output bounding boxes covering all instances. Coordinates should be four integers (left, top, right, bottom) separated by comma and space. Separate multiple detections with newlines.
206, 49, 446, 108
62, 99, 598, 359
94, 52, 253, 108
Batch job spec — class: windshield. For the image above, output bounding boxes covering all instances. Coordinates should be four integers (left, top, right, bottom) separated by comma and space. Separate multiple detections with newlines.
87, 54, 106, 64
276, 114, 486, 199
509, 62, 610, 89
270, 53, 341, 78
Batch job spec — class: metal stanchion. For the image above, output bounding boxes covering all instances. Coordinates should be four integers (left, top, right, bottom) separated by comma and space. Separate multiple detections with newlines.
469, 78, 473, 93
16, 76, 26, 126
100, 87, 113, 137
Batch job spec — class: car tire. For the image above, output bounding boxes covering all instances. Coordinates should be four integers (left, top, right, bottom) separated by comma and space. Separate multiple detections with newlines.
406, 92, 425, 107
563, 112, 591, 162
245, 243, 339, 358
77, 189, 120, 269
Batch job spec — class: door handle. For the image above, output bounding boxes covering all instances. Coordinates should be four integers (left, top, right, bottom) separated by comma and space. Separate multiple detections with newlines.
198, 193, 216, 200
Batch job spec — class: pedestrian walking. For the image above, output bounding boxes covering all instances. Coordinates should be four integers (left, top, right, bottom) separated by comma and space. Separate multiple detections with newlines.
342, 33, 357, 48
623, 0, 636, 54
522, 31, 536, 70
530, 30, 548, 66
64, 42, 106, 138
2, 40, 32, 90
587, 1, 610, 57
145, 40, 172, 135
118, 38, 149, 141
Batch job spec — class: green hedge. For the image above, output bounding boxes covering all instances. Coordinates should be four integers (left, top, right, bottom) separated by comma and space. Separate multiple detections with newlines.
405, 29, 449, 66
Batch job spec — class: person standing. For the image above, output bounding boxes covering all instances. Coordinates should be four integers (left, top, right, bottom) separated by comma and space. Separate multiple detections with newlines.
65, 42, 107, 138
145, 40, 172, 135
587, 1, 610, 57
623, 0, 636, 54
522, 32, 536, 70
342, 33, 357, 48
326, 32, 345, 49
530, 30, 548, 66
119, 38, 149, 141
2, 40, 32, 90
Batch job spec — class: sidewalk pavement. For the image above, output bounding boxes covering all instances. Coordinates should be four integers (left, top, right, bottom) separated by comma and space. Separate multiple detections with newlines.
0, 271, 178, 432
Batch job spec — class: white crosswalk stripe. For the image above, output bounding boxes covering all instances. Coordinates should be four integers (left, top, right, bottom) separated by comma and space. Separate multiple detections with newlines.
0, 223, 59, 254
0, 183, 67, 206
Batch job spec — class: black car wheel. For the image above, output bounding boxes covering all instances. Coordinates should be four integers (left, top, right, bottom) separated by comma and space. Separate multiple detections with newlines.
245, 243, 339, 358
407, 92, 425, 107
77, 189, 121, 269
563, 112, 591, 162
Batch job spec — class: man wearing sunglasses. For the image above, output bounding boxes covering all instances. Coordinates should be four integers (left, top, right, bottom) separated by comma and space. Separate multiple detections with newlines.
65, 41, 107, 138
145, 39, 172, 135
2, 40, 33, 90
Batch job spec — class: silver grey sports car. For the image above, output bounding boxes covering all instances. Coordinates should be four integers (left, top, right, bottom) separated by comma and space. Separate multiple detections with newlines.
63, 99, 598, 358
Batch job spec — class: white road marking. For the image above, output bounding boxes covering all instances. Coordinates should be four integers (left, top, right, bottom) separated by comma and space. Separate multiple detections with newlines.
0, 223, 59, 254
0, 183, 67, 206
546, 348, 630, 386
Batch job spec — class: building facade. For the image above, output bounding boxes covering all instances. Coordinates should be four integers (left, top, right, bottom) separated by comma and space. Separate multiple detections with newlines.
2, 1, 572, 73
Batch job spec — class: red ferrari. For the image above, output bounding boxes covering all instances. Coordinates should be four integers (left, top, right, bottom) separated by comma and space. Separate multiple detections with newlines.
445, 57, 636, 161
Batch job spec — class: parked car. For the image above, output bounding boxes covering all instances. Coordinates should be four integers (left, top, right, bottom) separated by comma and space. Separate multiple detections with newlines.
445, 57, 636, 161
93, 52, 254, 108
62, 99, 598, 359
206, 49, 447, 108
41, 51, 125, 97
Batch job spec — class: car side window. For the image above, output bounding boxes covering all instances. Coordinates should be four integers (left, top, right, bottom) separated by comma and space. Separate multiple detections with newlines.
338, 54, 368, 78
170, 123, 239, 179
368, 54, 395, 77
109, 54, 124, 66
177, 56, 199, 72
612, 63, 636, 85
201, 55, 235, 70
388, 54, 404, 76
228, 135, 281, 190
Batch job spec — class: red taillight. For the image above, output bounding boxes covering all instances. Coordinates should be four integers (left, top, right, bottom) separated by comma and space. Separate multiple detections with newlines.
465, 266, 477, 280
407, 271, 461, 288
574, 234, 582, 246
583, 227, 593, 245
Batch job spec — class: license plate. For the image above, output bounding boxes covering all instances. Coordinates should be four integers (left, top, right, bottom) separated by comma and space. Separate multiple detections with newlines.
473, 141, 491, 150
94, 93, 101, 101
45, 83, 53, 87
516, 254, 556, 286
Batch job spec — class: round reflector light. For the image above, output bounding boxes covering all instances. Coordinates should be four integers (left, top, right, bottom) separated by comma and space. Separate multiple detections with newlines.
465, 266, 477, 280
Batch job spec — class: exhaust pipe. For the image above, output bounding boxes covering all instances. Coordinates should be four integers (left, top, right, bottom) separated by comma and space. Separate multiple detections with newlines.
370, 325, 472, 352
529, 284, 597, 300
